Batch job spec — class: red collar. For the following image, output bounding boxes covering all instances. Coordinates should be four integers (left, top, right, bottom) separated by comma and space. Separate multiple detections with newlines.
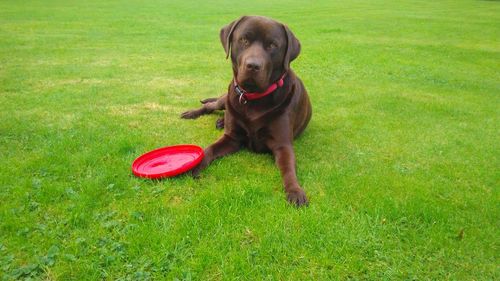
234, 73, 287, 104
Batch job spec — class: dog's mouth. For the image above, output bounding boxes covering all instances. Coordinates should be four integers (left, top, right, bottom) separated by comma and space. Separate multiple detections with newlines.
241, 80, 260, 93
237, 74, 270, 93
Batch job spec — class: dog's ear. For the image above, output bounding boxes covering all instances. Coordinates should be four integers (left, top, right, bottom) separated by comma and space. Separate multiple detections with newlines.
220, 16, 247, 59
282, 24, 301, 72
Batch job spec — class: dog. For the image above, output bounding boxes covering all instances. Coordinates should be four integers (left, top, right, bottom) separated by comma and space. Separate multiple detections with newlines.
181, 16, 312, 206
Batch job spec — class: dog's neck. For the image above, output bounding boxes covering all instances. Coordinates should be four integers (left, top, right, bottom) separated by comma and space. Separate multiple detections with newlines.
233, 72, 287, 104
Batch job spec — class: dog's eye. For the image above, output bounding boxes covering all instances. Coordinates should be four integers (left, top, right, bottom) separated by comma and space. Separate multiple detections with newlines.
240, 37, 249, 46
267, 42, 278, 50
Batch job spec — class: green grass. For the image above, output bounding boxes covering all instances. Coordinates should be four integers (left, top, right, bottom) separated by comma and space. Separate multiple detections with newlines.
0, 0, 499, 279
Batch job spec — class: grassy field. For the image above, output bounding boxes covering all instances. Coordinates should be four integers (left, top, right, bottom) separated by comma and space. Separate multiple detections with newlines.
0, 0, 499, 279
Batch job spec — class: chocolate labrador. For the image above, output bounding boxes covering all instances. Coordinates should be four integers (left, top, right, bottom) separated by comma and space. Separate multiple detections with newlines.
181, 16, 312, 206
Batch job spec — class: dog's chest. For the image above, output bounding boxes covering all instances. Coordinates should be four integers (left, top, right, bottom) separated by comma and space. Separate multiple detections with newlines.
237, 119, 270, 153
228, 96, 280, 152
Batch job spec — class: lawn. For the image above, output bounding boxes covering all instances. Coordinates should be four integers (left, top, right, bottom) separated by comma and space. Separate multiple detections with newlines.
0, 0, 498, 280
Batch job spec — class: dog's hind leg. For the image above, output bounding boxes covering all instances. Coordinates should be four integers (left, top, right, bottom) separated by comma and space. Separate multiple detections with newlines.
180, 94, 226, 119
200, 97, 219, 104
215, 117, 224, 129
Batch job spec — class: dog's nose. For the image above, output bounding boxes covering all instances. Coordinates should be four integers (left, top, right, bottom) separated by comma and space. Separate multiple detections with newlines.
245, 59, 262, 72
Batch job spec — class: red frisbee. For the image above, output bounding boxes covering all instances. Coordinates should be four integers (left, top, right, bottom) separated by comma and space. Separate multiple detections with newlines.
132, 145, 204, 179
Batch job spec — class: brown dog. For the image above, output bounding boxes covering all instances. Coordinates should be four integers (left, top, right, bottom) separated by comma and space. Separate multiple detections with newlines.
181, 16, 312, 206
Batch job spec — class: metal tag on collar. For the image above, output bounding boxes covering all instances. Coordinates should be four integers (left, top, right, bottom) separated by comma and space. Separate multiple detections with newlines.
235, 85, 247, 104
239, 94, 247, 104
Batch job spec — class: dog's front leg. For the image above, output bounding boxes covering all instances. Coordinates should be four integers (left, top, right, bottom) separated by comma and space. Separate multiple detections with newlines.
271, 144, 309, 206
192, 134, 240, 177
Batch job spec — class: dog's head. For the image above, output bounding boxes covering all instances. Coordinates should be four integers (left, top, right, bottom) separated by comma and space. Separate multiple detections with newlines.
220, 16, 301, 93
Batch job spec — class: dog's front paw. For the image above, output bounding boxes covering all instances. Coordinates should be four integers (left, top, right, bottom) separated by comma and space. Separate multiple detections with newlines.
190, 164, 203, 179
286, 187, 309, 207
190, 168, 201, 179
190, 158, 208, 179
